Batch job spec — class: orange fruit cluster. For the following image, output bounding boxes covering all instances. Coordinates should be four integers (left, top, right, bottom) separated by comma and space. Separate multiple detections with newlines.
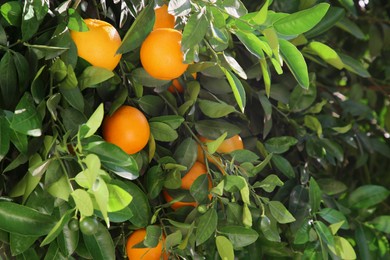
70, 19, 122, 71
140, 5, 188, 81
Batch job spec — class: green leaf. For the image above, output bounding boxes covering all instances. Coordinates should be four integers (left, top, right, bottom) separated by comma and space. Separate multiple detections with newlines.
309, 178, 322, 213
234, 31, 265, 59
0, 202, 56, 236
265, 136, 297, 154
81, 103, 104, 139
195, 120, 241, 140
0, 115, 10, 161
279, 39, 309, 89
83, 223, 115, 259
223, 52, 247, 79
117, 3, 154, 54
182, 10, 208, 51
44, 241, 67, 260
10, 233, 38, 256
253, 174, 283, 193
150, 122, 178, 142
198, 99, 236, 118
348, 185, 390, 209
305, 41, 344, 69
225, 175, 250, 204
190, 174, 210, 203
137, 95, 165, 116
149, 115, 184, 129
173, 138, 197, 170
219, 226, 258, 248
268, 201, 296, 224
168, 0, 191, 16
260, 215, 281, 242
165, 230, 182, 249
1, 1, 22, 26
252, 0, 269, 25
305, 7, 345, 38
222, 0, 247, 18
337, 0, 357, 16
317, 178, 347, 196
78, 67, 114, 90
11, 92, 42, 137
67, 8, 88, 31
114, 180, 151, 228
334, 236, 357, 260
107, 184, 132, 212
371, 216, 390, 234
216, 236, 234, 260
314, 221, 335, 253
131, 68, 170, 87
271, 154, 295, 179
0, 51, 18, 109
71, 189, 94, 217
318, 208, 349, 230
249, 153, 273, 177
196, 208, 217, 246
273, 3, 330, 35
289, 83, 317, 112
339, 53, 370, 78
40, 209, 74, 246
144, 225, 162, 248
304, 115, 323, 137
222, 68, 246, 112
59, 87, 84, 113
336, 17, 365, 40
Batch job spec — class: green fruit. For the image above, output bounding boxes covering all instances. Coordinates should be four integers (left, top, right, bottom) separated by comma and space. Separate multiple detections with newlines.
79, 217, 99, 235
68, 218, 79, 231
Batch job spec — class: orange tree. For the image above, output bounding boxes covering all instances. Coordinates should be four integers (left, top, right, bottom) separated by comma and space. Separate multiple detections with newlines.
0, 0, 390, 259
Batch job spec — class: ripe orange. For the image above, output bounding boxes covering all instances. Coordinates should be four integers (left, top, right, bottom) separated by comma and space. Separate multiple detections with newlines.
196, 135, 244, 174
198, 135, 244, 154
126, 228, 168, 260
70, 19, 122, 71
140, 28, 188, 80
102, 106, 150, 155
163, 161, 212, 210
153, 4, 175, 30
168, 73, 197, 93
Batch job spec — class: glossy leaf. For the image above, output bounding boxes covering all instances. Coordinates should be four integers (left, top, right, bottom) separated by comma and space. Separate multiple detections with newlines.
318, 208, 349, 230
271, 154, 295, 179
274, 3, 330, 35
216, 236, 234, 260
0, 52, 18, 109
222, 68, 246, 112
268, 201, 296, 224
196, 208, 217, 245
117, 3, 155, 53
253, 174, 283, 193
83, 223, 115, 260
348, 185, 390, 209
173, 138, 197, 170
198, 99, 236, 118
279, 39, 309, 89
78, 67, 114, 90
309, 178, 322, 213
219, 226, 258, 248
182, 9, 208, 51
265, 136, 297, 154
150, 122, 178, 142
305, 7, 345, 38
107, 184, 132, 212
40, 209, 74, 246
0, 202, 56, 236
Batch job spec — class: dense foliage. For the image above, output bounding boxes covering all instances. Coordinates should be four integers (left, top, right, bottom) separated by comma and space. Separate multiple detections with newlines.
0, 0, 390, 259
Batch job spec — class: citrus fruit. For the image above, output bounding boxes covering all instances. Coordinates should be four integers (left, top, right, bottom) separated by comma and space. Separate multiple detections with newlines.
153, 4, 175, 30
196, 135, 244, 174
168, 73, 197, 93
102, 106, 150, 155
163, 161, 212, 210
79, 217, 99, 235
140, 28, 188, 80
70, 19, 122, 71
126, 228, 167, 260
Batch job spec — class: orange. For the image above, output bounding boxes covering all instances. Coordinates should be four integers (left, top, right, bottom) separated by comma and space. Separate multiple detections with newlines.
153, 4, 175, 30
163, 162, 212, 210
140, 28, 188, 80
102, 106, 150, 155
70, 19, 122, 71
168, 73, 197, 93
126, 228, 168, 260
198, 135, 244, 154
196, 135, 244, 174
